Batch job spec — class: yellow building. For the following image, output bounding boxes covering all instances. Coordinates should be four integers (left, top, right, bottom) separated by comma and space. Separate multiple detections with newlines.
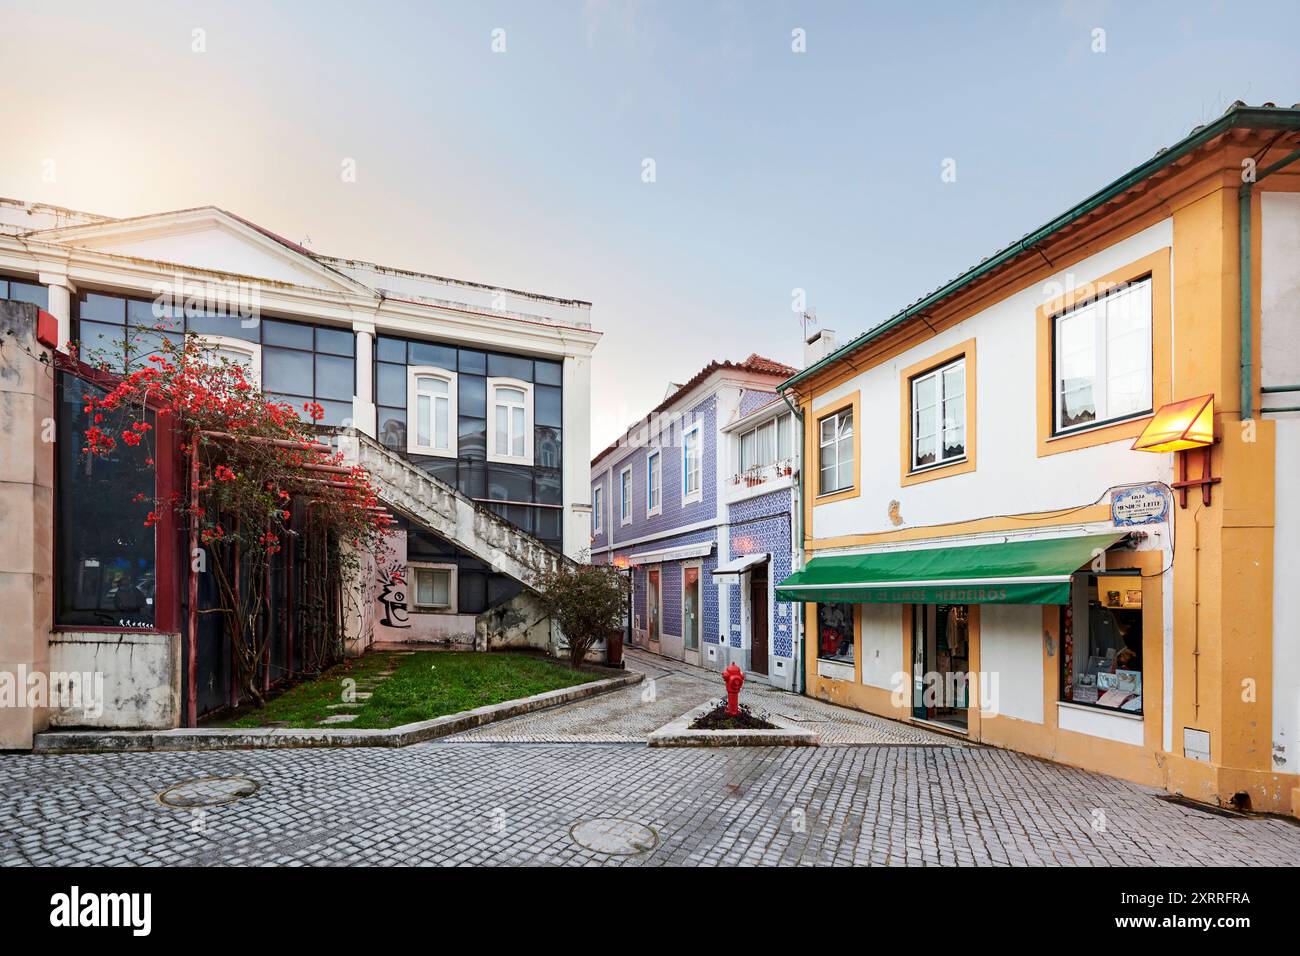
777, 103, 1300, 817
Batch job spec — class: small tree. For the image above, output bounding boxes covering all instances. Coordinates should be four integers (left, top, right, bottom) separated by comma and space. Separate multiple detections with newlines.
532, 561, 629, 669
77, 328, 388, 706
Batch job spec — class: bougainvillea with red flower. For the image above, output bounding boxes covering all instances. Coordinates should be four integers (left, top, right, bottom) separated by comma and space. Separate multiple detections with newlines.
78, 328, 388, 706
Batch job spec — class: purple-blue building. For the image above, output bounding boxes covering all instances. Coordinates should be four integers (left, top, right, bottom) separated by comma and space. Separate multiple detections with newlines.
590, 354, 803, 689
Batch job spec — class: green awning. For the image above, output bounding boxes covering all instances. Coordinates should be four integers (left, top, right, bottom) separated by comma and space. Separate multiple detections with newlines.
776, 533, 1126, 605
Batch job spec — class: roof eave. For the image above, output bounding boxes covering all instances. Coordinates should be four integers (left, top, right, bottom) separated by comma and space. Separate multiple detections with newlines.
779, 105, 1300, 394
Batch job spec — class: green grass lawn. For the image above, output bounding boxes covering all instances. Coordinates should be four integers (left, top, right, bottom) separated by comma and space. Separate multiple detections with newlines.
213, 651, 601, 730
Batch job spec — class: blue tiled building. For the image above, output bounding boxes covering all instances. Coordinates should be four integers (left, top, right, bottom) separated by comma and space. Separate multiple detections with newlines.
591, 354, 803, 689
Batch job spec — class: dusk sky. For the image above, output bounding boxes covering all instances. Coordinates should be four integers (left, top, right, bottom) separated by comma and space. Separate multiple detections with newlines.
2, 0, 1297, 449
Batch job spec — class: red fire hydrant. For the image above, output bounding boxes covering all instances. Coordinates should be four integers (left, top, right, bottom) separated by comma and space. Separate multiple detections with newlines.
722, 663, 745, 716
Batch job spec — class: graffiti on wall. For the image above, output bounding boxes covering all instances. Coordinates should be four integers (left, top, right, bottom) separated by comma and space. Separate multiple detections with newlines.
378, 564, 411, 628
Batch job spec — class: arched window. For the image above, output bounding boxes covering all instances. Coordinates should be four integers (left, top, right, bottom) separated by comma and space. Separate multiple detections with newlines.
487, 377, 534, 465
407, 366, 457, 457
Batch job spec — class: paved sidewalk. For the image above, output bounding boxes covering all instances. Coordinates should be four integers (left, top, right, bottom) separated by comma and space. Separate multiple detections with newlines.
450, 647, 957, 745
3, 742, 1297, 866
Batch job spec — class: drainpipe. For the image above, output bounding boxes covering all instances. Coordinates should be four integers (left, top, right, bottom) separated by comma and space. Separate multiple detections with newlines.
778, 385, 806, 695
1238, 146, 1300, 419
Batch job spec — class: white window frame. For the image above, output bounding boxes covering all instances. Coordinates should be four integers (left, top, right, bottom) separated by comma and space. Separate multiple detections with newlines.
910, 357, 967, 472
486, 377, 534, 465
407, 366, 458, 458
409, 561, 458, 613
682, 422, 703, 504
619, 465, 633, 526
592, 484, 604, 535
200, 335, 262, 388
646, 449, 662, 517
1053, 277, 1153, 436
818, 408, 854, 495
739, 417, 781, 473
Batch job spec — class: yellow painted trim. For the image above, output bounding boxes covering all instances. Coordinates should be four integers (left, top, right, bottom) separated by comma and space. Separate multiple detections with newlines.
1035, 247, 1172, 457
805, 503, 1114, 551
898, 338, 977, 486
810, 390, 861, 506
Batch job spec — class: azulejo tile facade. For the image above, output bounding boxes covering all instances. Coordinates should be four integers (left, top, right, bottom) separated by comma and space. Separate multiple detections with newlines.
591, 354, 801, 687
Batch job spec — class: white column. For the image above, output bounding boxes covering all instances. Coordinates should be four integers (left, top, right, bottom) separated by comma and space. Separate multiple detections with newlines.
561, 353, 592, 560
38, 273, 74, 353
352, 322, 376, 437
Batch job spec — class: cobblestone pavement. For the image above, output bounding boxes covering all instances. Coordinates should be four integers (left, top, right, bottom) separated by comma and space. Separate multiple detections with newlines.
2, 739, 1298, 866
452, 648, 957, 745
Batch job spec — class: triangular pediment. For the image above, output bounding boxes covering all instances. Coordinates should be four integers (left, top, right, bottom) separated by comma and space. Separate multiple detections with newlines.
29, 207, 374, 295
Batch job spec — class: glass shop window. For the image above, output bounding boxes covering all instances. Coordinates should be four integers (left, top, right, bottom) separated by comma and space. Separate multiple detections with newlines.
816, 602, 854, 664
1061, 571, 1143, 714
56, 375, 157, 628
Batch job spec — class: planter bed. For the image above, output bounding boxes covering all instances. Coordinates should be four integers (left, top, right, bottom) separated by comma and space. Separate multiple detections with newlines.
647, 700, 820, 748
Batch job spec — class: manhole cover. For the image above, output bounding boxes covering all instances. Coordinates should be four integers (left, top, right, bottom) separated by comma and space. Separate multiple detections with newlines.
568, 818, 658, 855
157, 776, 260, 808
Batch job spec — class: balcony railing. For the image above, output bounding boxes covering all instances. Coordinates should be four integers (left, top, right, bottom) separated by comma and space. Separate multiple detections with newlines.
729, 458, 796, 492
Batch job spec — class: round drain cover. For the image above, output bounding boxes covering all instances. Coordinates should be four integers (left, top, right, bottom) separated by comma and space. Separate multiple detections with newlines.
569, 818, 658, 855
157, 776, 259, 808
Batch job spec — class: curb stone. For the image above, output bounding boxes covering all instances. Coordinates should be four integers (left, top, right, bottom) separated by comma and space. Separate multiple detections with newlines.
33, 672, 644, 754
647, 701, 820, 748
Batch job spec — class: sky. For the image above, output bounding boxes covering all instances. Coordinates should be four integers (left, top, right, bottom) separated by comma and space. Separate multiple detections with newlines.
1, 0, 1297, 450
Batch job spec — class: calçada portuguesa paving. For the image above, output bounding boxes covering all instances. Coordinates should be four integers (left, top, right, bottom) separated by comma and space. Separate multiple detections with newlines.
0, 650, 1297, 866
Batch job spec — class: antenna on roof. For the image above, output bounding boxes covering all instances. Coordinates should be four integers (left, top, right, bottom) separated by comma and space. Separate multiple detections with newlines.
799, 307, 817, 341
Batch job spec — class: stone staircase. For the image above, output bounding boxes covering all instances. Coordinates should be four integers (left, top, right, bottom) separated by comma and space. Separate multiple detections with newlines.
337, 428, 579, 593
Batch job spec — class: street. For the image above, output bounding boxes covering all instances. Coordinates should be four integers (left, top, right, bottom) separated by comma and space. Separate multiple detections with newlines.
2, 652, 1296, 867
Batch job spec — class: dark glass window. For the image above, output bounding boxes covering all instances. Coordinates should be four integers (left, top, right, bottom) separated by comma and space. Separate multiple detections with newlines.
458, 348, 487, 374
458, 460, 486, 498
536, 426, 561, 470
315, 326, 355, 356
314, 399, 353, 428
377, 406, 406, 449
409, 341, 457, 368
459, 374, 486, 417
488, 464, 533, 502
418, 457, 458, 487
534, 468, 562, 505
79, 292, 124, 324
488, 353, 533, 381
535, 384, 562, 427
376, 336, 406, 363
535, 508, 563, 545
57, 375, 156, 628
126, 298, 181, 331
127, 329, 181, 370
459, 572, 488, 615
376, 362, 407, 406
314, 354, 354, 402
458, 417, 487, 459
263, 347, 313, 395
488, 575, 523, 606
262, 318, 314, 349
534, 360, 562, 386
185, 311, 258, 341
77, 321, 126, 369
6, 279, 49, 310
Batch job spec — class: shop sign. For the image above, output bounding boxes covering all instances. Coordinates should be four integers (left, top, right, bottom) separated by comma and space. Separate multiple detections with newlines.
1111, 484, 1168, 527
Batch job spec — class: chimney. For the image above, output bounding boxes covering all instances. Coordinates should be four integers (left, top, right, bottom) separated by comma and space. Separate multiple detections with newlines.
804, 328, 836, 368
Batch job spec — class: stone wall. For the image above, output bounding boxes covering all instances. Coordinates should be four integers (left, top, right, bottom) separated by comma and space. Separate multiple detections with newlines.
0, 300, 53, 748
